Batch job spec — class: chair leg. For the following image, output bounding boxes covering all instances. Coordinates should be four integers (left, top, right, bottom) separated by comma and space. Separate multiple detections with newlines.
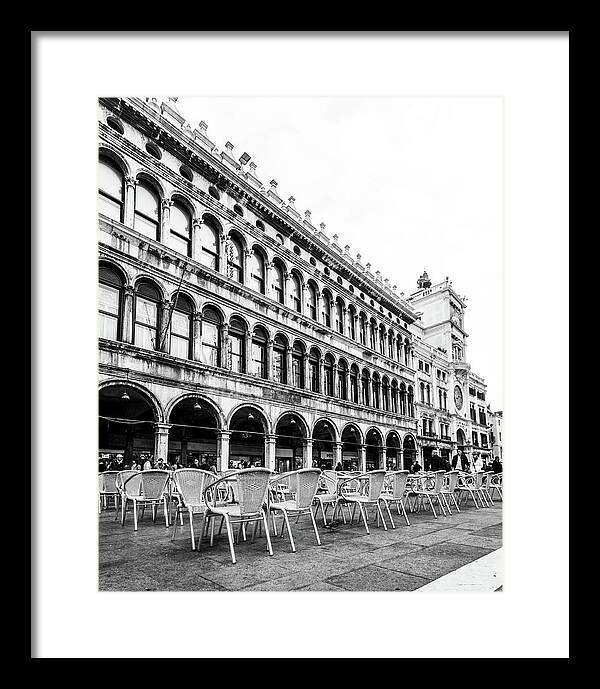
400, 499, 410, 526
262, 510, 273, 556
98, 494, 102, 515
282, 510, 296, 553
358, 503, 370, 535
197, 513, 207, 552
384, 500, 396, 529
133, 500, 138, 531
251, 519, 259, 544
210, 516, 215, 546
436, 495, 447, 516
427, 494, 437, 518
351, 504, 357, 524
452, 493, 461, 512
377, 501, 388, 531
271, 511, 279, 536
164, 498, 169, 527
189, 511, 195, 551
309, 507, 321, 546
218, 516, 224, 535
171, 507, 179, 542
223, 515, 236, 564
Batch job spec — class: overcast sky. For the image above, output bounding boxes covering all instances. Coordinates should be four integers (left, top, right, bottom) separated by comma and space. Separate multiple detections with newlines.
177, 96, 503, 408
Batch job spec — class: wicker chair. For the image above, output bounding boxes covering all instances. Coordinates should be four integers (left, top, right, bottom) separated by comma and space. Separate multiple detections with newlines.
379, 470, 411, 528
268, 469, 322, 552
489, 472, 503, 501
121, 470, 171, 531
335, 470, 388, 534
201, 468, 273, 564
313, 470, 344, 526
98, 471, 120, 514
439, 470, 462, 514
171, 469, 215, 550
480, 471, 496, 505
115, 470, 140, 522
409, 470, 448, 518
457, 471, 487, 508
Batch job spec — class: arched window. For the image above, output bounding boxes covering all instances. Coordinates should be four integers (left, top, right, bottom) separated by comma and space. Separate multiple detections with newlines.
292, 341, 305, 388
290, 273, 302, 313
251, 326, 268, 379
134, 281, 160, 350
426, 384, 431, 405
348, 305, 357, 340
407, 386, 415, 417
388, 331, 394, 359
272, 262, 285, 304
350, 365, 359, 404
134, 180, 160, 240
98, 156, 124, 222
443, 391, 448, 410
372, 373, 381, 409
369, 319, 377, 350
396, 336, 403, 362
228, 317, 246, 373
227, 235, 243, 283
391, 380, 399, 413
382, 377, 390, 411
438, 389, 443, 409
335, 299, 344, 335
324, 354, 334, 396
337, 359, 348, 400
420, 382, 425, 403
306, 282, 317, 320
309, 348, 320, 393
322, 292, 332, 328
379, 325, 386, 355
359, 313, 367, 346
170, 294, 193, 359
169, 202, 192, 257
201, 307, 221, 366
200, 219, 219, 270
273, 334, 287, 384
399, 383, 407, 416
249, 248, 266, 294
98, 265, 123, 340
361, 370, 371, 406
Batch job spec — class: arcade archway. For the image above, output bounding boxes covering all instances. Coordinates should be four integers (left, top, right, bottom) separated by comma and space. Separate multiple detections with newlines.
168, 397, 220, 468
365, 428, 384, 471
275, 413, 307, 473
341, 424, 362, 471
403, 434, 417, 469
99, 384, 157, 468
229, 406, 268, 468
312, 419, 335, 469
386, 431, 401, 470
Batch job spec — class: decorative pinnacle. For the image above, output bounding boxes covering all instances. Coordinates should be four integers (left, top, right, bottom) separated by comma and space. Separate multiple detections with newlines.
198, 121, 208, 132
270, 179, 278, 189
304, 210, 312, 221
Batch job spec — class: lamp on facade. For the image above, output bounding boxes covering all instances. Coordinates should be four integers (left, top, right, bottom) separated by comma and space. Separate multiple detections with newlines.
290, 418, 296, 425
248, 412, 254, 420
193, 399, 202, 411
121, 370, 130, 400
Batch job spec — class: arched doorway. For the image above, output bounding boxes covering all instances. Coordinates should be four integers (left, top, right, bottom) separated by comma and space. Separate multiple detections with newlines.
312, 420, 335, 469
275, 413, 307, 473
229, 406, 267, 469
403, 434, 417, 470
99, 384, 157, 469
365, 428, 384, 470
168, 397, 220, 468
386, 431, 401, 470
457, 428, 467, 451
341, 424, 362, 471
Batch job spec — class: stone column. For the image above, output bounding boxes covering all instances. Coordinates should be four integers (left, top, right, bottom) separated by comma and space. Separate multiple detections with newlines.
220, 323, 230, 369
153, 423, 171, 463
244, 332, 253, 374
266, 338, 274, 380
217, 430, 230, 472
121, 285, 134, 343
333, 442, 343, 468
285, 346, 293, 386
219, 232, 228, 276
315, 291, 321, 324
358, 444, 367, 473
318, 357, 324, 394
124, 176, 137, 227
160, 199, 173, 244
399, 448, 405, 470
243, 249, 252, 286
191, 219, 203, 263
192, 313, 202, 362
343, 368, 350, 401
159, 300, 172, 352
265, 434, 277, 472
378, 447, 385, 470
303, 438, 313, 468
302, 353, 309, 390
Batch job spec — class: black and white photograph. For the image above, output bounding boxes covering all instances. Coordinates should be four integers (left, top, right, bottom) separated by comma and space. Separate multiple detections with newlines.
33, 32, 569, 658
97, 95, 504, 593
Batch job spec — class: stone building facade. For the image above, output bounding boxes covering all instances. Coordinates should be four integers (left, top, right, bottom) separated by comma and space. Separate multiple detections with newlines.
97, 96, 499, 473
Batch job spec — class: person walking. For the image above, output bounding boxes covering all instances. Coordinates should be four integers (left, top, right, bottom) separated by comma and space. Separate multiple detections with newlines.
410, 459, 422, 474
143, 457, 154, 471
460, 452, 470, 472
334, 461, 343, 472
492, 456, 502, 474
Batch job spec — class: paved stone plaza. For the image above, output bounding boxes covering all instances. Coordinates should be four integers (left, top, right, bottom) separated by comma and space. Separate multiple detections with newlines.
99, 497, 503, 592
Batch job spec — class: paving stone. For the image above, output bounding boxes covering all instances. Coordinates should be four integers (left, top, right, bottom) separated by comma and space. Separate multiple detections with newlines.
325, 565, 430, 591
296, 581, 347, 591
446, 533, 502, 550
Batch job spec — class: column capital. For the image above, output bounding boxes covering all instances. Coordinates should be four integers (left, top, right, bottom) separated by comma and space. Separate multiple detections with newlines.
125, 175, 138, 188
123, 284, 135, 296
192, 218, 205, 229
217, 429, 231, 438
154, 422, 172, 432
161, 198, 174, 210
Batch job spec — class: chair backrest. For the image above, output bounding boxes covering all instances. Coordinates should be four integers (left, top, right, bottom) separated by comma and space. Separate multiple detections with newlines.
123, 470, 169, 499
319, 470, 338, 496
388, 470, 410, 499
431, 470, 446, 493
291, 469, 322, 509
444, 470, 460, 492
366, 470, 387, 500
99, 471, 119, 493
473, 470, 485, 488
173, 468, 214, 507
116, 470, 140, 493
234, 468, 272, 515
